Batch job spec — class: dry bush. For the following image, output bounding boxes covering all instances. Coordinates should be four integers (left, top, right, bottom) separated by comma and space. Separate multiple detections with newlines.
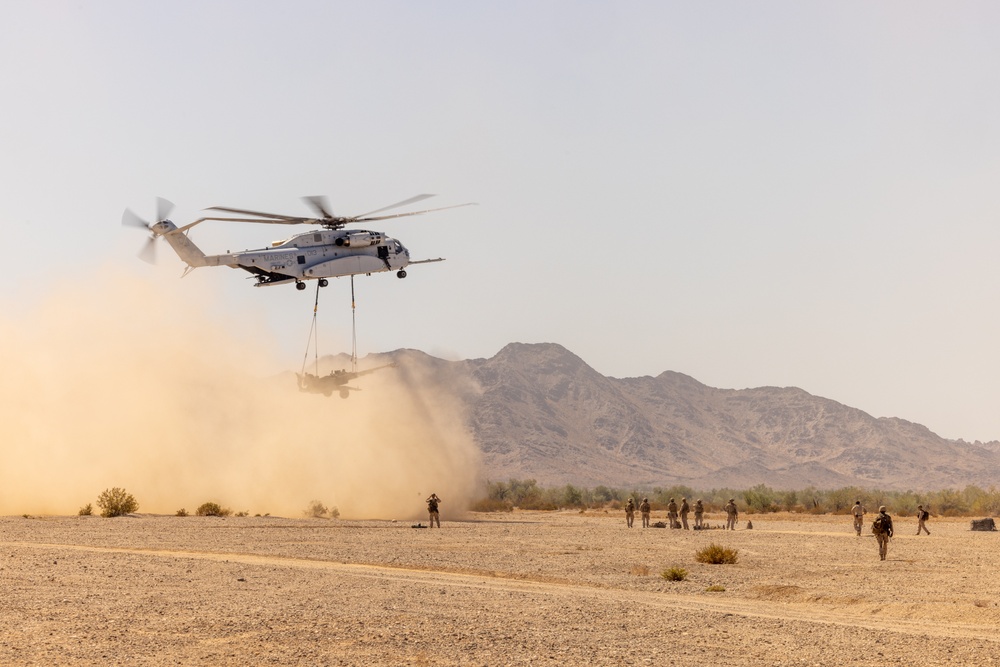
175, 508, 188, 517
705, 584, 726, 592
629, 564, 651, 576
304, 500, 339, 518
470, 497, 515, 512
695, 543, 739, 564
97, 487, 139, 517
78, 503, 93, 516
196, 502, 231, 517
661, 566, 689, 581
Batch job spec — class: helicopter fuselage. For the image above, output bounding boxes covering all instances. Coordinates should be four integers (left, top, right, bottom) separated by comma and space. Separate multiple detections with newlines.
153, 221, 441, 288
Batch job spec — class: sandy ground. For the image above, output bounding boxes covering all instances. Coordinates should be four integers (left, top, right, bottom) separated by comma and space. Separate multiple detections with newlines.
1, 510, 998, 666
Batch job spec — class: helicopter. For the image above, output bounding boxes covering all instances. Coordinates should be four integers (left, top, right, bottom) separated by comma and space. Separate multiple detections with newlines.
122, 195, 473, 289
296, 362, 397, 399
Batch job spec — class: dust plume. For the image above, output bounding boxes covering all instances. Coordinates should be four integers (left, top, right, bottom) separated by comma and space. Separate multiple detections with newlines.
0, 268, 482, 518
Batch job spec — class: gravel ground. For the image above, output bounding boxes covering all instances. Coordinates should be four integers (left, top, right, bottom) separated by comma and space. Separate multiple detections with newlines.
1, 511, 998, 666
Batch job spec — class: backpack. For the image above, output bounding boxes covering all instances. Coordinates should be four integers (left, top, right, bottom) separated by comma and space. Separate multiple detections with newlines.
872, 515, 888, 535
920, 510, 929, 521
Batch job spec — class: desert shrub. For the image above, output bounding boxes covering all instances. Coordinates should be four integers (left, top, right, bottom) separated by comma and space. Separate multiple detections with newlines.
175, 508, 188, 517
470, 497, 514, 512
234, 511, 249, 517
705, 584, 726, 592
97, 487, 139, 517
630, 564, 651, 576
695, 543, 739, 565
661, 566, 689, 581
196, 502, 231, 517
78, 503, 93, 516
305, 500, 333, 518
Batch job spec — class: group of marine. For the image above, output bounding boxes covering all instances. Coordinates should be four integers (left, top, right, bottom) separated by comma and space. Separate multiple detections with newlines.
622, 497, 741, 531
624, 497, 933, 561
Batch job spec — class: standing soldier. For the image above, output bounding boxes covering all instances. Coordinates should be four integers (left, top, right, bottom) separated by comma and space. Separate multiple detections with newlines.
667, 498, 679, 529
426, 493, 441, 528
873, 505, 894, 560
679, 497, 690, 530
916, 505, 930, 535
639, 497, 651, 528
693, 499, 704, 529
725, 498, 738, 530
624, 497, 636, 528
851, 500, 866, 536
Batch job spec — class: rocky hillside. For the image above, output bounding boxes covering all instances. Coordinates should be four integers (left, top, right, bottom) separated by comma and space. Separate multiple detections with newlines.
341, 343, 1000, 490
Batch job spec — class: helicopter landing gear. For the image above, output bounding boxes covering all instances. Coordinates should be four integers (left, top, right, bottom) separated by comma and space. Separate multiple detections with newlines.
296, 282, 306, 291
396, 270, 407, 279
318, 278, 329, 287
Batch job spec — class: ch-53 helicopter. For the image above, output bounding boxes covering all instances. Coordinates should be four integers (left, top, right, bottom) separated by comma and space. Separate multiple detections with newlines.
122, 195, 473, 289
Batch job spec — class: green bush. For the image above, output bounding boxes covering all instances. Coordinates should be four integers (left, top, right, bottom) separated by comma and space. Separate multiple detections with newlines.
196, 502, 231, 517
661, 566, 689, 581
695, 543, 739, 565
97, 487, 139, 517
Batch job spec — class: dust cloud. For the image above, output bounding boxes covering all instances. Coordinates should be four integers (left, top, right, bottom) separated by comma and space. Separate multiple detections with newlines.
0, 268, 483, 518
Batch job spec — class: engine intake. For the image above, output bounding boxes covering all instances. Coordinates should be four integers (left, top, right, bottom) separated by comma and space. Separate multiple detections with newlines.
335, 231, 385, 248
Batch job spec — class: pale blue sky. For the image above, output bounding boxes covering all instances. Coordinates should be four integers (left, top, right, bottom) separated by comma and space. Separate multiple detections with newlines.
3, 2, 999, 441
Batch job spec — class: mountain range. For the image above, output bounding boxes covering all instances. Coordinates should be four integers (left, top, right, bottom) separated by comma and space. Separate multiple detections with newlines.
320, 342, 1000, 491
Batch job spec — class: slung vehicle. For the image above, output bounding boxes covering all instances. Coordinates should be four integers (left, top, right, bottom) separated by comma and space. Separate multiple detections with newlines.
122, 195, 473, 289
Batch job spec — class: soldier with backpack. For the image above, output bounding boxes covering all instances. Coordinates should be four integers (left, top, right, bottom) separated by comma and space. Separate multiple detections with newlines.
872, 506, 894, 560
625, 497, 636, 528
916, 505, 930, 535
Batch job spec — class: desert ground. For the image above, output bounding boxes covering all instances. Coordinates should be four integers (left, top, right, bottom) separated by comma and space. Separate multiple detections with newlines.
1, 510, 998, 666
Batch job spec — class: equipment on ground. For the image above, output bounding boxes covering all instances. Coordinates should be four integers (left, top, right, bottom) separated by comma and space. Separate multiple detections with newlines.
122, 194, 473, 289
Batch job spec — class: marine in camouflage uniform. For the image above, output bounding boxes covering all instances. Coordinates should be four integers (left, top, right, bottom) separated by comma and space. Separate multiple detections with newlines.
725, 499, 738, 530
874, 505, 893, 560
426, 493, 441, 528
666, 498, 679, 529
639, 498, 651, 528
693, 499, 704, 528
851, 500, 866, 536
625, 497, 635, 528
679, 497, 690, 530
916, 504, 930, 535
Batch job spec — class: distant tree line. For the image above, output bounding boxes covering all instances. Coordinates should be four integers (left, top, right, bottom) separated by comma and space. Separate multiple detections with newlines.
472, 479, 1000, 517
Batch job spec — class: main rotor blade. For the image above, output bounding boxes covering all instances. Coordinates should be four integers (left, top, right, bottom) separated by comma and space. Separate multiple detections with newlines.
156, 197, 174, 221
194, 215, 315, 226
205, 206, 302, 220
122, 208, 150, 229
303, 196, 334, 219
354, 194, 436, 219
138, 236, 157, 264
355, 202, 477, 223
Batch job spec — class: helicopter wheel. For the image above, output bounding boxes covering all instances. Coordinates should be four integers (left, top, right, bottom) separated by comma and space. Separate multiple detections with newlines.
318, 278, 329, 287
396, 270, 407, 279
296, 282, 306, 291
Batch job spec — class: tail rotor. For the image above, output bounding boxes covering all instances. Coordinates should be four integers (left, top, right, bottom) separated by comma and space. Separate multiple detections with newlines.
122, 197, 174, 264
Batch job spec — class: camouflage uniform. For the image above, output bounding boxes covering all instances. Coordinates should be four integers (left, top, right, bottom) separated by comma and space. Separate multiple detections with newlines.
679, 498, 690, 530
667, 499, 679, 529
874, 506, 893, 560
625, 498, 635, 528
916, 505, 930, 535
851, 501, 866, 536
693, 500, 704, 528
639, 498, 651, 528
426, 494, 441, 528
725, 499, 738, 530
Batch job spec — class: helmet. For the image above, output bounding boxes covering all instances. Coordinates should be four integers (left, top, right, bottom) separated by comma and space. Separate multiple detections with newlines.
879, 505, 887, 513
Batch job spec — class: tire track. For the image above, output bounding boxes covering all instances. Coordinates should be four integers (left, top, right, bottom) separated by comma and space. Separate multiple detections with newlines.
7, 540, 998, 643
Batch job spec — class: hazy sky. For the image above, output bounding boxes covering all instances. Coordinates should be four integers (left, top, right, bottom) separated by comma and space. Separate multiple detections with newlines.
3, 2, 999, 442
